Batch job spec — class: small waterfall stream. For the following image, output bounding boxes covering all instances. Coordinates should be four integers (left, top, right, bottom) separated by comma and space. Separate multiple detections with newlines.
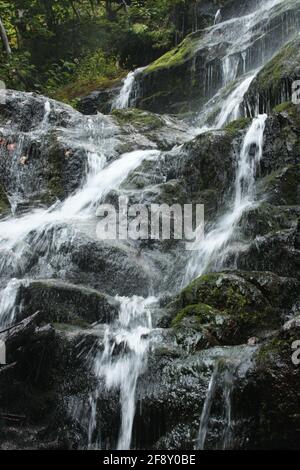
90, 296, 157, 450
111, 67, 146, 110
184, 114, 267, 285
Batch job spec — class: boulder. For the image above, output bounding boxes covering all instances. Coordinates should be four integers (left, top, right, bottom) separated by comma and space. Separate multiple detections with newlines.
168, 271, 299, 347
16, 279, 118, 325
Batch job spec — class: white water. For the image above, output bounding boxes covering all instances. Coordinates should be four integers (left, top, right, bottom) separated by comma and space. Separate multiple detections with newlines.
0, 149, 159, 252
196, 363, 220, 450
214, 9, 222, 25
184, 114, 267, 285
112, 67, 146, 110
91, 295, 157, 449
214, 73, 257, 128
0, 279, 22, 327
196, 360, 234, 450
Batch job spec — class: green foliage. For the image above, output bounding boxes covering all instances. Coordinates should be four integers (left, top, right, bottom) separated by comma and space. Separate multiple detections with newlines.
48, 50, 124, 102
0, 0, 201, 98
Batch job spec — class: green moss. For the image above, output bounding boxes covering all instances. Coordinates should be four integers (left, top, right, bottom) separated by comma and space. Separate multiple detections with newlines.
53, 319, 90, 331
172, 303, 220, 328
256, 337, 287, 364
53, 75, 126, 105
273, 101, 293, 113
144, 34, 199, 73
260, 164, 300, 206
224, 117, 251, 137
173, 272, 275, 323
256, 39, 299, 93
112, 108, 164, 130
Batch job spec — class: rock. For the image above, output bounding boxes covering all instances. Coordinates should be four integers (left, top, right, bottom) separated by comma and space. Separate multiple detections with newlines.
244, 37, 300, 115
77, 84, 122, 115
16, 279, 118, 325
258, 165, 300, 206
168, 271, 299, 347
132, 2, 300, 114
0, 182, 10, 216
0, 315, 97, 449
246, 326, 300, 449
111, 108, 194, 151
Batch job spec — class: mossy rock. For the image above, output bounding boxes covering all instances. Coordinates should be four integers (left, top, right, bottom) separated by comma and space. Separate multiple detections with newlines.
112, 108, 164, 131
169, 271, 299, 347
258, 164, 300, 206
249, 326, 300, 449
175, 272, 270, 315
240, 202, 300, 238
245, 37, 300, 113
224, 117, 252, 137
144, 34, 201, 73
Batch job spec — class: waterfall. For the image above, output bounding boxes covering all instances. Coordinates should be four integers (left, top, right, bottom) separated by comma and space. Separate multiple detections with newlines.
196, 363, 220, 450
112, 72, 136, 110
184, 114, 267, 285
0, 279, 23, 327
215, 73, 258, 128
112, 67, 146, 110
89, 296, 157, 450
222, 55, 240, 87
214, 9, 222, 25
196, 360, 235, 450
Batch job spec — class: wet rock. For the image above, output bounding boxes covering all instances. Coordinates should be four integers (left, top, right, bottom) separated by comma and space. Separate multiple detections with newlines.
244, 37, 300, 115
111, 108, 194, 151
133, 2, 300, 114
237, 228, 300, 280
77, 84, 122, 115
258, 164, 300, 206
0, 317, 97, 449
245, 325, 300, 449
16, 279, 118, 325
168, 271, 299, 347
0, 182, 10, 216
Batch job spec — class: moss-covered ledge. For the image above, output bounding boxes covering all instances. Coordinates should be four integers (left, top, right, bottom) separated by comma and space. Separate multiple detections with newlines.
168, 271, 299, 348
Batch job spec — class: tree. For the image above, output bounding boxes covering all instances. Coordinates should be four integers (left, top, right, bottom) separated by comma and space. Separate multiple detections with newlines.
0, 16, 11, 55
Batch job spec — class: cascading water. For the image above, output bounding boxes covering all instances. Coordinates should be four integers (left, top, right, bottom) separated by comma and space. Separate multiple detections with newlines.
214, 9, 222, 25
0, 279, 23, 327
111, 67, 146, 110
196, 359, 235, 451
89, 296, 157, 450
184, 114, 267, 285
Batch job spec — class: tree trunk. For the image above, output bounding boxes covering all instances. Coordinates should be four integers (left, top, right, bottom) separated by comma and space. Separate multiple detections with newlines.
105, 0, 115, 20
0, 17, 11, 55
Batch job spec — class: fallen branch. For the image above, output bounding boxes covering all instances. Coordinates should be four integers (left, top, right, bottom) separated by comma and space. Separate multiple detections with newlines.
0, 312, 40, 336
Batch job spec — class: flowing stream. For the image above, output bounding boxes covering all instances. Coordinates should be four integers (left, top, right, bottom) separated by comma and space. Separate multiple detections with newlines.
0, 0, 298, 451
